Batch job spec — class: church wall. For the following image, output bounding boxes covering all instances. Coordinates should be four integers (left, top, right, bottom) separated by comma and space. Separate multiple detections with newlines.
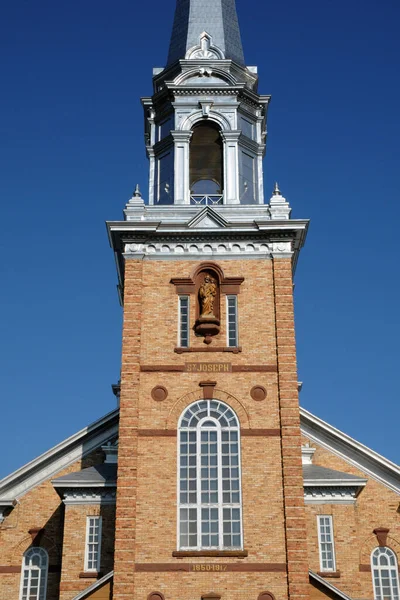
302, 437, 400, 600
0, 446, 113, 600
59, 503, 116, 600
113, 257, 310, 600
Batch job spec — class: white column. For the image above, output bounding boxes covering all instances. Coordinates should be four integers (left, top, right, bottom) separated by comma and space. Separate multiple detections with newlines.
148, 148, 155, 205
221, 131, 240, 204
171, 130, 192, 205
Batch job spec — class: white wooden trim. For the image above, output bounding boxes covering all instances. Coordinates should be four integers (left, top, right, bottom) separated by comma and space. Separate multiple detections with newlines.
177, 400, 242, 551
317, 515, 336, 572
84, 515, 102, 572
226, 295, 238, 347
19, 548, 48, 600
371, 547, 400, 600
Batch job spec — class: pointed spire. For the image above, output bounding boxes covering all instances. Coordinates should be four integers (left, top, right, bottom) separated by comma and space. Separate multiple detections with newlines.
273, 182, 281, 196
134, 184, 141, 197
167, 0, 245, 66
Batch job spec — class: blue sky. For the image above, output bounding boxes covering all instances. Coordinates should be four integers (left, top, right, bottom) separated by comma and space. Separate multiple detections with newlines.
1, 0, 399, 478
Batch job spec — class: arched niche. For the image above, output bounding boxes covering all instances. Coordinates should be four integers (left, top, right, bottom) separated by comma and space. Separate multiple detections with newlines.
194, 266, 221, 343
189, 121, 223, 196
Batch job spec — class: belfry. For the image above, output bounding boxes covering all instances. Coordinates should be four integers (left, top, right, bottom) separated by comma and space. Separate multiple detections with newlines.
2, 1, 399, 600
108, 0, 310, 598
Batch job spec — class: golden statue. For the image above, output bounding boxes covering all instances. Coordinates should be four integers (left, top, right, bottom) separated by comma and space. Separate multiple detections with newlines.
199, 274, 217, 317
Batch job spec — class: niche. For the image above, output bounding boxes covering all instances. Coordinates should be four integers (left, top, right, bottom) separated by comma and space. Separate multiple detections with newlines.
194, 268, 221, 343
190, 121, 223, 195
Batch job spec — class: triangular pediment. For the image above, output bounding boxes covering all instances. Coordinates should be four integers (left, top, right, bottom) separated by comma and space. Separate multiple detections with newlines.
187, 206, 229, 229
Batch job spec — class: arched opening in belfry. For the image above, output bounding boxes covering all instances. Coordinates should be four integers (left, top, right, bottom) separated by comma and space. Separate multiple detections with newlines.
189, 121, 223, 200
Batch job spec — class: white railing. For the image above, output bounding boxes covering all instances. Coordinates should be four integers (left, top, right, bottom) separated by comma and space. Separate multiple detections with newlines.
190, 194, 223, 206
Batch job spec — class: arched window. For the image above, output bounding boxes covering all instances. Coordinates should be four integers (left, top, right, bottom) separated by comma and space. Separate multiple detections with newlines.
371, 547, 400, 600
189, 122, 223, 199
178, 399, 242, 550
19, 547, 48, 600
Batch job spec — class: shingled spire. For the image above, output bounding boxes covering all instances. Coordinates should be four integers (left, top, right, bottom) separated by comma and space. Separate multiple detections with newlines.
167, 0, 245, 66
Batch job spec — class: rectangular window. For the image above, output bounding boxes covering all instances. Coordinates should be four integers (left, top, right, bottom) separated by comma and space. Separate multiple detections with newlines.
85, 516, 102, 572
226, 296, 238, 347
179, 296, 190, 348
317, 515, 336, 571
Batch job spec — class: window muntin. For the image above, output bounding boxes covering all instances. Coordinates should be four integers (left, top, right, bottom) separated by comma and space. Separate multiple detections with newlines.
226, 295, 238, 347
317, 515, 336, 571
85, 516, 102, 572
19, 547, 48, 600
179, 296, 190, 348
371, 547, 400, 600
178, 400, 242, 550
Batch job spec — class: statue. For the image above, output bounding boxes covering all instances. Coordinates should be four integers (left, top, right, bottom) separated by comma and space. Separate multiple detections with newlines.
199, 274, 217, 317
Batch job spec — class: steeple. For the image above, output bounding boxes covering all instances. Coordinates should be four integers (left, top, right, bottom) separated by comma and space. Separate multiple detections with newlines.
167, 0, 245, 66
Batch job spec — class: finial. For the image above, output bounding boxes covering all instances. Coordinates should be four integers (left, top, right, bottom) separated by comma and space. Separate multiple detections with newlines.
273, 182, 281, 196
134, 184, 141, 198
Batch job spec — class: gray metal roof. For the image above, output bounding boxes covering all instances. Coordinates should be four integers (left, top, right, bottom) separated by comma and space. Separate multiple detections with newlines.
167, 0, 245, 66
52, 463, 117, 488
303, 464, 367, 487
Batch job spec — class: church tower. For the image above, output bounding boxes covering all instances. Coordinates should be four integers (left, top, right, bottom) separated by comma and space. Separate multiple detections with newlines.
108, 1, 310, 599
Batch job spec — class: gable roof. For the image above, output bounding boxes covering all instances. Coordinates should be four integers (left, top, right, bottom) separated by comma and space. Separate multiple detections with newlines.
1, 405, 399, 509
0, 409, 119, 504
71, 570, 113, 600
309, 570, 353, 600
300, 407, 400, 494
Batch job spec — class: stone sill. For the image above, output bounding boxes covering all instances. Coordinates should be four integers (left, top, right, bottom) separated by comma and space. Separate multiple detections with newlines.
317, 571, 341, 578
172, 550, 248, 558
174, 347, 242, 354
79, 571, 103, 579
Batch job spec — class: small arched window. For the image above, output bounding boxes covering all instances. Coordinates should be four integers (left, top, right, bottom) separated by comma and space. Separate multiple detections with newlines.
371, 547, 400, 600
19, 547, 48, 600
190, 122, 223, 198
178, 399, 242, 550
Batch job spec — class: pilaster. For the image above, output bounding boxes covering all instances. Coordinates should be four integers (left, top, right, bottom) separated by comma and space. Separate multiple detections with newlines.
171, 130, 192, 204
113, 259, 144, 600
273, 257, 310, 600
221, 131, 240, 204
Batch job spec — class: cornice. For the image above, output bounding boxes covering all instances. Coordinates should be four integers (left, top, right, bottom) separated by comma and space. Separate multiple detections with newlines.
304, 487, 360, 505
60, 489, 116, 506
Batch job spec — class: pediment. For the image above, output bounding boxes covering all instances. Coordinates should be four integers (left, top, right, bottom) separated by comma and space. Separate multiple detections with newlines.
187, 207, 229, 229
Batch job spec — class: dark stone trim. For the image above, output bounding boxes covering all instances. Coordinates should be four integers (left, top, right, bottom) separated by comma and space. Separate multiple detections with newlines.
151, 386, 168, 402
148, 593, 165, 600
175, 347, 242, 354
199, 381, 217, 399
138, 430, 177, 437
0, 566, 20, 573
172, 550, 248, 558
137, 429, 280, 437
141, 365, 185, 372
135, 562, 286, 572
0, 564, 61, 574
79, 571, 103, 578
373, 527, 390, 547
317, 571, 341, 578
241, 429, 280, 437
140, 364, 277, 373
250, 385, 267, 401
232, 365, 277, 372
202, 594, 221, 600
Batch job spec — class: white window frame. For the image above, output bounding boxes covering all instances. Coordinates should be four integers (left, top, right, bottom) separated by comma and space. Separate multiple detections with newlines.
177, 399, 243, 551
19, 547, 48, 600
84, 515, 102, 572
226, 295, 238, 347
178, 295, 190, 348
371, 546, 400, 600
317, 515, 336, 572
